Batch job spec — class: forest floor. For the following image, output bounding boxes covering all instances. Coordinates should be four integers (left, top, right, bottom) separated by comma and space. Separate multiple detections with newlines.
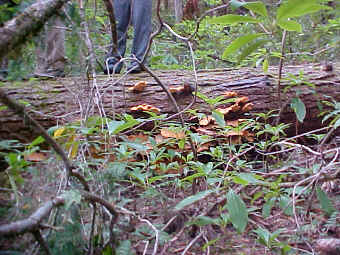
1, 125, 340, 254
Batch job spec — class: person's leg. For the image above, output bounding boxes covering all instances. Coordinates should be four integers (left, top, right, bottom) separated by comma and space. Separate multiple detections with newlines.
34, 23, 48, 75
105, 0, 131, 74
45, 16, 66, 76
129, 0, 152, 72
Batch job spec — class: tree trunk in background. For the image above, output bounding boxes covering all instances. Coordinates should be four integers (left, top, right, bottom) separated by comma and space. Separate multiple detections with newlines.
0, 63, 340, 141
174, 0, 183, 23
0, 0, 70, 60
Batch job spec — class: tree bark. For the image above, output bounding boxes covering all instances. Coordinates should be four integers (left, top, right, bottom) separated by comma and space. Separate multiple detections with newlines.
0, 0, 70, 60
0, 63, 339, 141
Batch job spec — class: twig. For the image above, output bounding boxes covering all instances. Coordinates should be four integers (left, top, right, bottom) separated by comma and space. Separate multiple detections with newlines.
159, 227, 186, 255
87, 204, 97, 255
277, 29, 287, 109
181, 231, 204, 255
140, 218, 159, 255
0, 197, 65, 236
32, 230, 52, 255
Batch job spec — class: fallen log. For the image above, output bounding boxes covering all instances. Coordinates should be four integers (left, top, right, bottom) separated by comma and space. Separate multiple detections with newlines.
0, 63, 339, 141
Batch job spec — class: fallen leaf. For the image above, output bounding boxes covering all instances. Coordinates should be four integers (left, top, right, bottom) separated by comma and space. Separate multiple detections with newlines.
230, 103, 241, 112
226, 131, 243, 137
195, 127, 217, 136
24, 152, 47, 162
161, 128, 186, 139
199, 115, 213, 126
235, 96, 249, 105
155, 134, 164, 144
241, 103, 253, 112
243, 130, 255, 142
226, 120, 239, 127
217, 104, 240, 115
223, 91, 238, 98
54, 127, 65, 138
216, 107, 232, 115
130, 104, 160, 114
127, 133, 149, 142
197, 142, 212, 153
128, 81, 147, 92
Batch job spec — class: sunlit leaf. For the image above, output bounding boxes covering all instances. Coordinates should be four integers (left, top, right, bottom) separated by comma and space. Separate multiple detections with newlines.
208, 14, 259, 25
277, 20, 302, 32
222, 33, 264, 59
262, 58, 269, 72
238, 39, 268, 62
244, 2, 268, 17
277, 0, 328, 20
28, 136, 45, 149
174, 190, 215, 211
54, 127, 66, 138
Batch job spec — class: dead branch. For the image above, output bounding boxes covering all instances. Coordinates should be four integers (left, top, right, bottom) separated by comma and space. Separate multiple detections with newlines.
0, 197, 64, 237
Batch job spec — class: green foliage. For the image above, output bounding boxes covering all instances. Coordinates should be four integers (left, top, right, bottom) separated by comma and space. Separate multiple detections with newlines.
225, 189, 248, 233
290, 97, 306, 123
174, 189, 215, 211
316, 186, 336, 216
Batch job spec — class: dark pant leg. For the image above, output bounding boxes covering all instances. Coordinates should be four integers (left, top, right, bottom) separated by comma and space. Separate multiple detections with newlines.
105, 0, 131, 73
131, 0, 152, 64
112, 0, 131, 58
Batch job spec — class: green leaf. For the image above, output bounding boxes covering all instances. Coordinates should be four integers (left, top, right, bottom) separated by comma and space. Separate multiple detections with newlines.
116, 240, 132, 255
316, 187, 336, 216
212, 110, 225, 128
253, 227, 271, 246
277, 20, 302, 32
208, 14, 260, 25
230, 0, 245, 9
262, 58, 269, 72
290, 97, 306, 123
233, 176, 249, 186
333, 118, 340, 129
226, 189, 248, 233
107, 120, 125, 134
63, 190, 82, 210
108, 115, 140, 135
238, 39, 268, 62
187, 216, 220, 227
28, 136, 45, 149
0, 105, 8, 111
262, 197, 276, 218
277, 0, 328, 20
244, 2, 268, 17
222, 33, 264, 59
279, 196, 293, 216
174, 190, 214, 211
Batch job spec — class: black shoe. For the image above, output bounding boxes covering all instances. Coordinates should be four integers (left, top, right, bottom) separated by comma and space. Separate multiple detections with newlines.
127, 65, 143, 74
104, 58, 122, 74
33, 69, 65, 79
